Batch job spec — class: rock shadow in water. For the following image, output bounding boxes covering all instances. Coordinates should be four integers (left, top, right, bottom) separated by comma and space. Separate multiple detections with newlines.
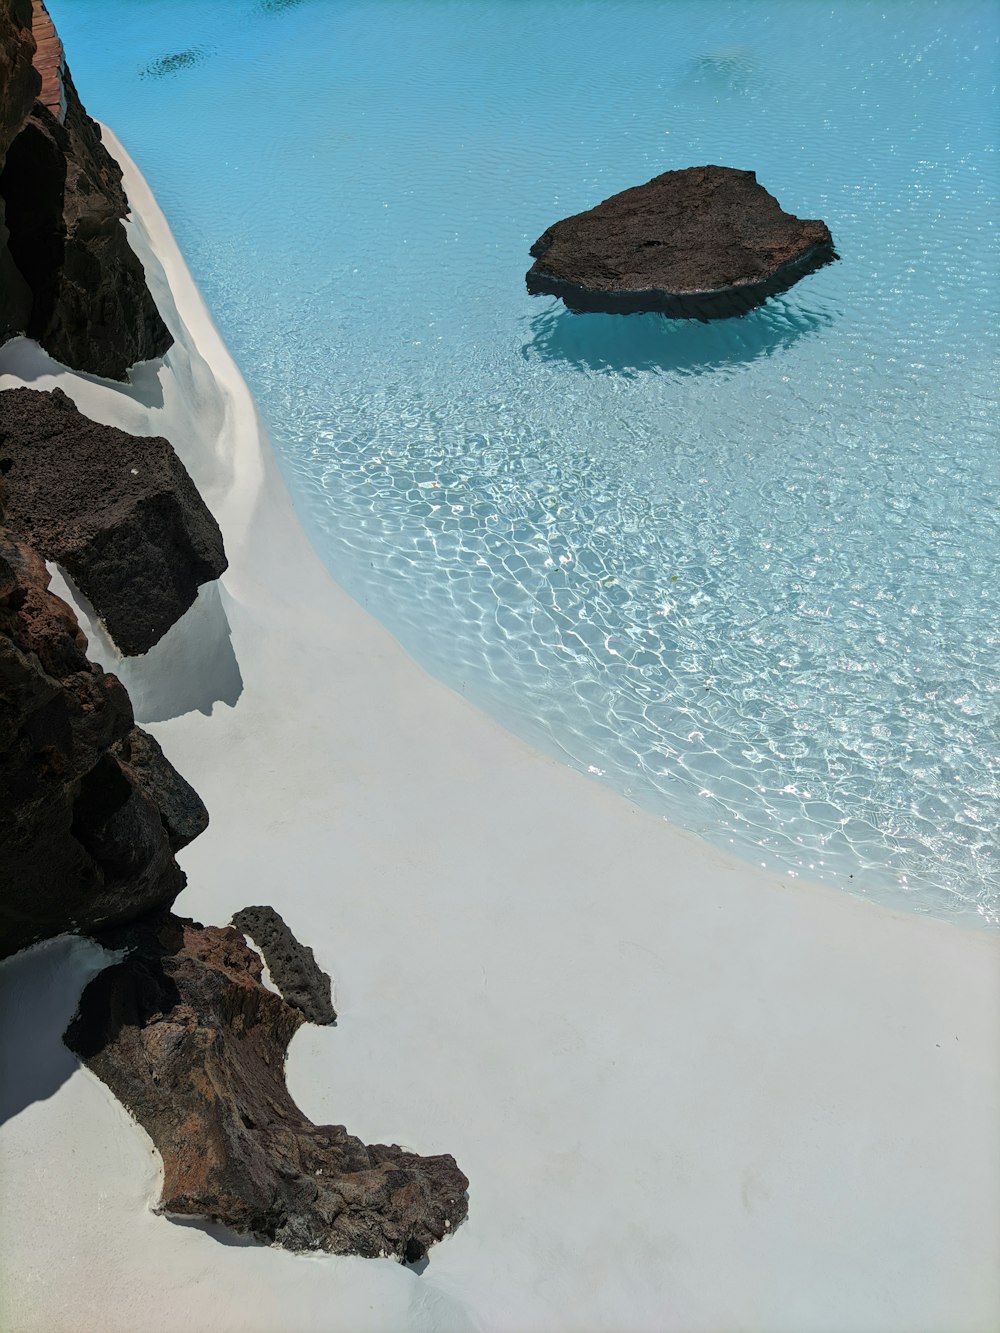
522, 297, 835, 380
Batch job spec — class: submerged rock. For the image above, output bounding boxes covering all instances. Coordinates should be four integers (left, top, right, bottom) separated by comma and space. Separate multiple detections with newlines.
526, 166, 836, 320
233, 904, 337, 1026
0, 0, 171, 378
0, 519, 206, 958
0, 386, 227, 655
65, 914, 469, 1262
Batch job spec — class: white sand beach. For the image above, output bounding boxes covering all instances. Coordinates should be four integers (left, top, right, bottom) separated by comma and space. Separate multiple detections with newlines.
0, 131, 998, 1333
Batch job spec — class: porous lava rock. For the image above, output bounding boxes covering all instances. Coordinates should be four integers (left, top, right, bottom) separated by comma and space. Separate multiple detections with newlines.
0, 0, 171, 378
233, 904, 337, 1026
0, 517, 207, 958
0, 386, 227, 655
526, 166, 836, 320
65, 914, 469, 1262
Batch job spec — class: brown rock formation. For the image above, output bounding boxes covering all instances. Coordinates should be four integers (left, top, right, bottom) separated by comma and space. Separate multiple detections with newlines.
0, 0, 36, 160
233, 904, 337, 1026
65, 914, 469, 1262
30, 0, 63, 122
0, 0, 171, 378
0, 386, 227, 655
0, 515, 207, 959
526, 166, 837, 320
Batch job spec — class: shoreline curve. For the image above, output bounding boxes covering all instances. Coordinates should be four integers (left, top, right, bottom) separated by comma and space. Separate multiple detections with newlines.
0, 129, 997, 1333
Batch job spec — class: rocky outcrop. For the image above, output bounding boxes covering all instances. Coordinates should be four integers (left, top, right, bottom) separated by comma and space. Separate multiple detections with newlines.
30, 0, 65, 122
0, 386, 227, 655
0, 1, 36, 161
65, 914, 469, 1262
0, 0, 37, 342
0, 516, 206, 959
233, 904, 337, 1025
0, 0, 172, 378
526, 166, 837, 320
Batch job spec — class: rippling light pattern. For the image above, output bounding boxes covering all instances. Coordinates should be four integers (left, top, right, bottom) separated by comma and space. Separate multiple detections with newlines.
51, 0, 999, 923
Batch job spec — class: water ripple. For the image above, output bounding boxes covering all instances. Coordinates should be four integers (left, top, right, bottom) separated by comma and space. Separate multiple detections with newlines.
50, 0, 1000, 923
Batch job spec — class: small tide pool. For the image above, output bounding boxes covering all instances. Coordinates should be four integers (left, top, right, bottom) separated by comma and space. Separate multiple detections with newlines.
49, 0, 999, 923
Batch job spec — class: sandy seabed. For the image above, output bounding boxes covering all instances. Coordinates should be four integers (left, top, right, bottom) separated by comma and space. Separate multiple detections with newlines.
0, 129, 998, 1333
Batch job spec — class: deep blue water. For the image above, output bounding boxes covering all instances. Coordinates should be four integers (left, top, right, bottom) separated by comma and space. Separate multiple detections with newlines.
50, 0, 999, 923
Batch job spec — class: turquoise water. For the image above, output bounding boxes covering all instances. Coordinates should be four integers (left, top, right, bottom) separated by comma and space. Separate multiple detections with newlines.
51, 0, 998, 923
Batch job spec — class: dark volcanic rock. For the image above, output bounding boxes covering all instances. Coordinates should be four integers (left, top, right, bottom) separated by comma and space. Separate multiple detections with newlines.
0, 2, 171, 378
526, 166, 837, 320
112, 726, 210, 854
0, 0, 38, 343
0, 519, 206, 958
0, 1, 37, 164
0, 386, 227, 655
65, 915, 469, 1261
233, 904, 337, 1026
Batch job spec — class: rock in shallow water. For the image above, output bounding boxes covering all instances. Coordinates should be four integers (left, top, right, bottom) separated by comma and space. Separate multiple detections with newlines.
526, 165, 837, 320
65, 914, 469, 1262
0, 386, 227, 655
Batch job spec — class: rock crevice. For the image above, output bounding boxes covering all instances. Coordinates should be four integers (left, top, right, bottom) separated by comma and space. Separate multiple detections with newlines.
527, 165, 837, 320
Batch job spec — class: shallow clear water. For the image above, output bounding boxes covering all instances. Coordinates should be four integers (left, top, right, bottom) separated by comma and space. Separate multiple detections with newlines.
51, 0, 999, 923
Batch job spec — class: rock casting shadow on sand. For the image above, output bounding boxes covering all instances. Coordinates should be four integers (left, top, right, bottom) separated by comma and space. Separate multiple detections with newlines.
0, 938, 109, 1126
0, 334, 166, 412
64, 915, 470, 1262
56, 573, 244, 725
523, 296, 834, 379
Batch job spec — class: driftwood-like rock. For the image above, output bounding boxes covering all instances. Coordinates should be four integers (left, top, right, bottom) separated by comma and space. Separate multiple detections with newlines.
0, 519, 206, 958
65, 915, 469, 1262
233, 904, 336, 1026
0, 1, 171, 379
0, 386, 227, 655
526, 166, 836, 320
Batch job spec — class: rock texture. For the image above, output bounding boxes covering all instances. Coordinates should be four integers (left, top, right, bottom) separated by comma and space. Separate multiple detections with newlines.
0, 0, 37, 342
65, 914, 469, 1261
30, 0, 64, 121
0, 0, 172, 377
0, 386, 227, 655
0, 515, 207, 959
233, 904, 337, 1026
526, 166, 837, 320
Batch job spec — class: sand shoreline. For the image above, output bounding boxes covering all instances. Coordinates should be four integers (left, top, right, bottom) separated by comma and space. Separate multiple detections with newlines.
0, 131, 998, 1332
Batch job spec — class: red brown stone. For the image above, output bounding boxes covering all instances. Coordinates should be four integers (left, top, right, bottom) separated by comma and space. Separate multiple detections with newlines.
65, 915, 469, 1262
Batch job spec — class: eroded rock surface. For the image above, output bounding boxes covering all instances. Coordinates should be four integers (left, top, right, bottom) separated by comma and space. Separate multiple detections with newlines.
527, 166, 836, 319
0, 0, 171, 377
233, 904, 337, 1025
65, 915, 469, 1261
0, 0, 37, 342
0, 386, 227, 655
0, 517, 206, 958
